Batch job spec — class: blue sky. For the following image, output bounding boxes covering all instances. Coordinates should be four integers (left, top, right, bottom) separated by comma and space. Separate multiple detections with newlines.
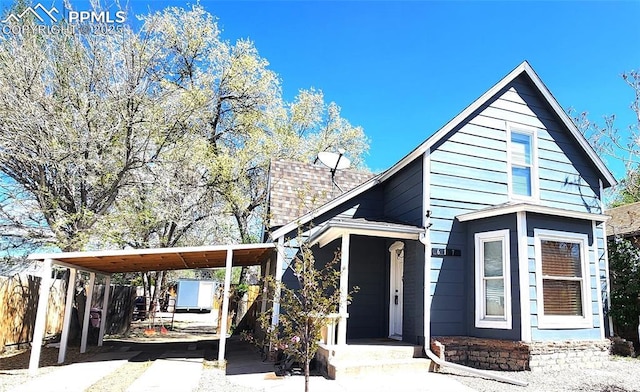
142, 0, 639, 179
4, 0, 639, 179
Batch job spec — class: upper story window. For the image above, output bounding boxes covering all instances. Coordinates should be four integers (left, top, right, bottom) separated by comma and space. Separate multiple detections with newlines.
534, 229, 592, 329
508, 125, 538, 200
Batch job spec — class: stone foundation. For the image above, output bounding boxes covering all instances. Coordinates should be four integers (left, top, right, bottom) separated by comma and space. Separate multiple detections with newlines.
431, 336, 611, 371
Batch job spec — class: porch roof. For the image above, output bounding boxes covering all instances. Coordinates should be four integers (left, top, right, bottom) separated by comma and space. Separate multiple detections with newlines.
27, 243, 275, 274
456, 202, 610, 223
308, 217, 424, 247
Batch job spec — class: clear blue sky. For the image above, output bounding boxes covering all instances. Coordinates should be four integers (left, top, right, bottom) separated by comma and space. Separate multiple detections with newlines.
6, 0, 639, 178
142, 0, 639, 179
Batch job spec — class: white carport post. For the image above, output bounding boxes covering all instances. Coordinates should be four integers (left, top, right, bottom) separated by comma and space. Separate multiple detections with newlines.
337, 233, 350, 345
28, 258, 53, 374
217, 248, 233, 363
58, 267, 77, 364
80, 272, 96, 353
98, 275, 111, 346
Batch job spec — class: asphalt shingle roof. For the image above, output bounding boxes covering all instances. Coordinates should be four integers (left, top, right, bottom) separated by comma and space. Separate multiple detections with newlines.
606, 201, 640, 238
267, 160, 374, 228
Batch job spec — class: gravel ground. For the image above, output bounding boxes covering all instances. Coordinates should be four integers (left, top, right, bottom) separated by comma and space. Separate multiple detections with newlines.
3, 342, 639, 392
196, 363, 259, 392
439, 356, 640, 392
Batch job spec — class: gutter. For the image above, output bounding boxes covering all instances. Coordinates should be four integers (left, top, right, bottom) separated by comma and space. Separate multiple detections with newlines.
424, 348, 528, 387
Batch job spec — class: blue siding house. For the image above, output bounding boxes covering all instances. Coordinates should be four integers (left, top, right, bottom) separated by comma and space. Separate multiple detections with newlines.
265, 61, 616, 371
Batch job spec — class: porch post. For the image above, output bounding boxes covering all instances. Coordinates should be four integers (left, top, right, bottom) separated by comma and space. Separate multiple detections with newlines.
80, 272, 95, 353
28, 258, 52, 374
337, 233, 350, 345
517, 212, 532, 342
261, 259, 271, 313
271, 237, 284, 328
97, 274, 111, 346
217, 248, 233, 363
58, 268, 77, 364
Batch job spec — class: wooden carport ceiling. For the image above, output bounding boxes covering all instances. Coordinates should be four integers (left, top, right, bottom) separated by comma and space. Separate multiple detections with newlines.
28, 243, 276, 274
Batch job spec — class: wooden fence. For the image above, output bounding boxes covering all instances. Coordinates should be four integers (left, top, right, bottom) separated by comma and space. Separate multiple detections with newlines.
0, 274, 136, 353
0, 274, 65, 352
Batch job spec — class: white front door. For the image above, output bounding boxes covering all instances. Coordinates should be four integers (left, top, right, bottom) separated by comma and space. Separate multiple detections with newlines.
389, 241, 404, 339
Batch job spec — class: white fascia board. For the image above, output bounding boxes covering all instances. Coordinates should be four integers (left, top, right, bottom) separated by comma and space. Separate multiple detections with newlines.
271, 65, 533, 236
310, 222, 422, 248
379, 62, 616, 188
269, 177, 381, 240
379, 63, 531, 183
27, 242, 276, 261
521, 62, 617, 188
457, 203, 611, 223
272, 62, 615, 241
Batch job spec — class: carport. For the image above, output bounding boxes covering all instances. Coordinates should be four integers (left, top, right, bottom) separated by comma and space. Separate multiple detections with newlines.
26, 243, 275, 374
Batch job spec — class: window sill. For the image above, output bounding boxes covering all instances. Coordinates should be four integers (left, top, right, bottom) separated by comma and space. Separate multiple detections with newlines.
537, 316, 592, 330
476, 318, 512, 330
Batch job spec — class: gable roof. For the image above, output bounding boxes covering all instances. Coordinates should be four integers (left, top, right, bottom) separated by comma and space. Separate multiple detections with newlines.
606, 202, 640, 238
271, 61, 617, 240
378, 61, 616, 187
267, 160, 374, 228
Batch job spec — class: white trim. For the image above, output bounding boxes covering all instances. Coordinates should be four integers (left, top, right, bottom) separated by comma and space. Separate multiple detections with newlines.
474, 229, 512, 329
422, 150, 431, 344
312, 225, 421, 248
338, 234, 351, 345
80, 272, 96, 353
388, 241, 405, 339
98, 275, 110, 346
600, 179, 614, 335
457, 203, 610, 223
58, 267, 77, 364
29, 258, 52, 374
376, 61, 615, 187
517, 212, 532, 342
268, 62, 615, 243
602, 219, 614, 335
534, 229, 593, 329
523, 63, 616, 188
261, 258, 271, 314
593, 221, 606, 339
270, 178, 380, 240
28, 242, 275, 261
507, 123, 539, 201
218, 249, 234, 362
271, 237, 285, 328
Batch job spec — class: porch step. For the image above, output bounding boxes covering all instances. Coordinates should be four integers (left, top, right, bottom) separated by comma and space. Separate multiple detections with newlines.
317, 342, 431, 380
324, 343, 423, 362
328, 357, 432, 379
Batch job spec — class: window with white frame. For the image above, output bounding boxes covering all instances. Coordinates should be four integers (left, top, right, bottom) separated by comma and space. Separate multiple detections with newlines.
475, 229, 512, 329
508, 126, 537, 199
534, 229, 592, 329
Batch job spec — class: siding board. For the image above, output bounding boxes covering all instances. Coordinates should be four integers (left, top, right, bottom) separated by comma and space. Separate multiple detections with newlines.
384, 159, 422, 225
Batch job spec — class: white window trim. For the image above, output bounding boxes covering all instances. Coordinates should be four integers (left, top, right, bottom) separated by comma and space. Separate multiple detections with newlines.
506, 123, 539, 201
534, 229, 593, 329
475, 229, 512, 329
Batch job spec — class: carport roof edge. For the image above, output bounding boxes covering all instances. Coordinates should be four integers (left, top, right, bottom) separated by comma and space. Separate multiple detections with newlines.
27, 243, 276, 274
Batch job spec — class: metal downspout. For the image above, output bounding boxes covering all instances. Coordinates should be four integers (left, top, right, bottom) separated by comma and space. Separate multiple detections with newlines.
419, 153, 528, 387
424, 349, 528, 387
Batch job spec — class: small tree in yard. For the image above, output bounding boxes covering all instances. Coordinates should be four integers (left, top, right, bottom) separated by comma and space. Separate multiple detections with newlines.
258, 240, 357, 392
